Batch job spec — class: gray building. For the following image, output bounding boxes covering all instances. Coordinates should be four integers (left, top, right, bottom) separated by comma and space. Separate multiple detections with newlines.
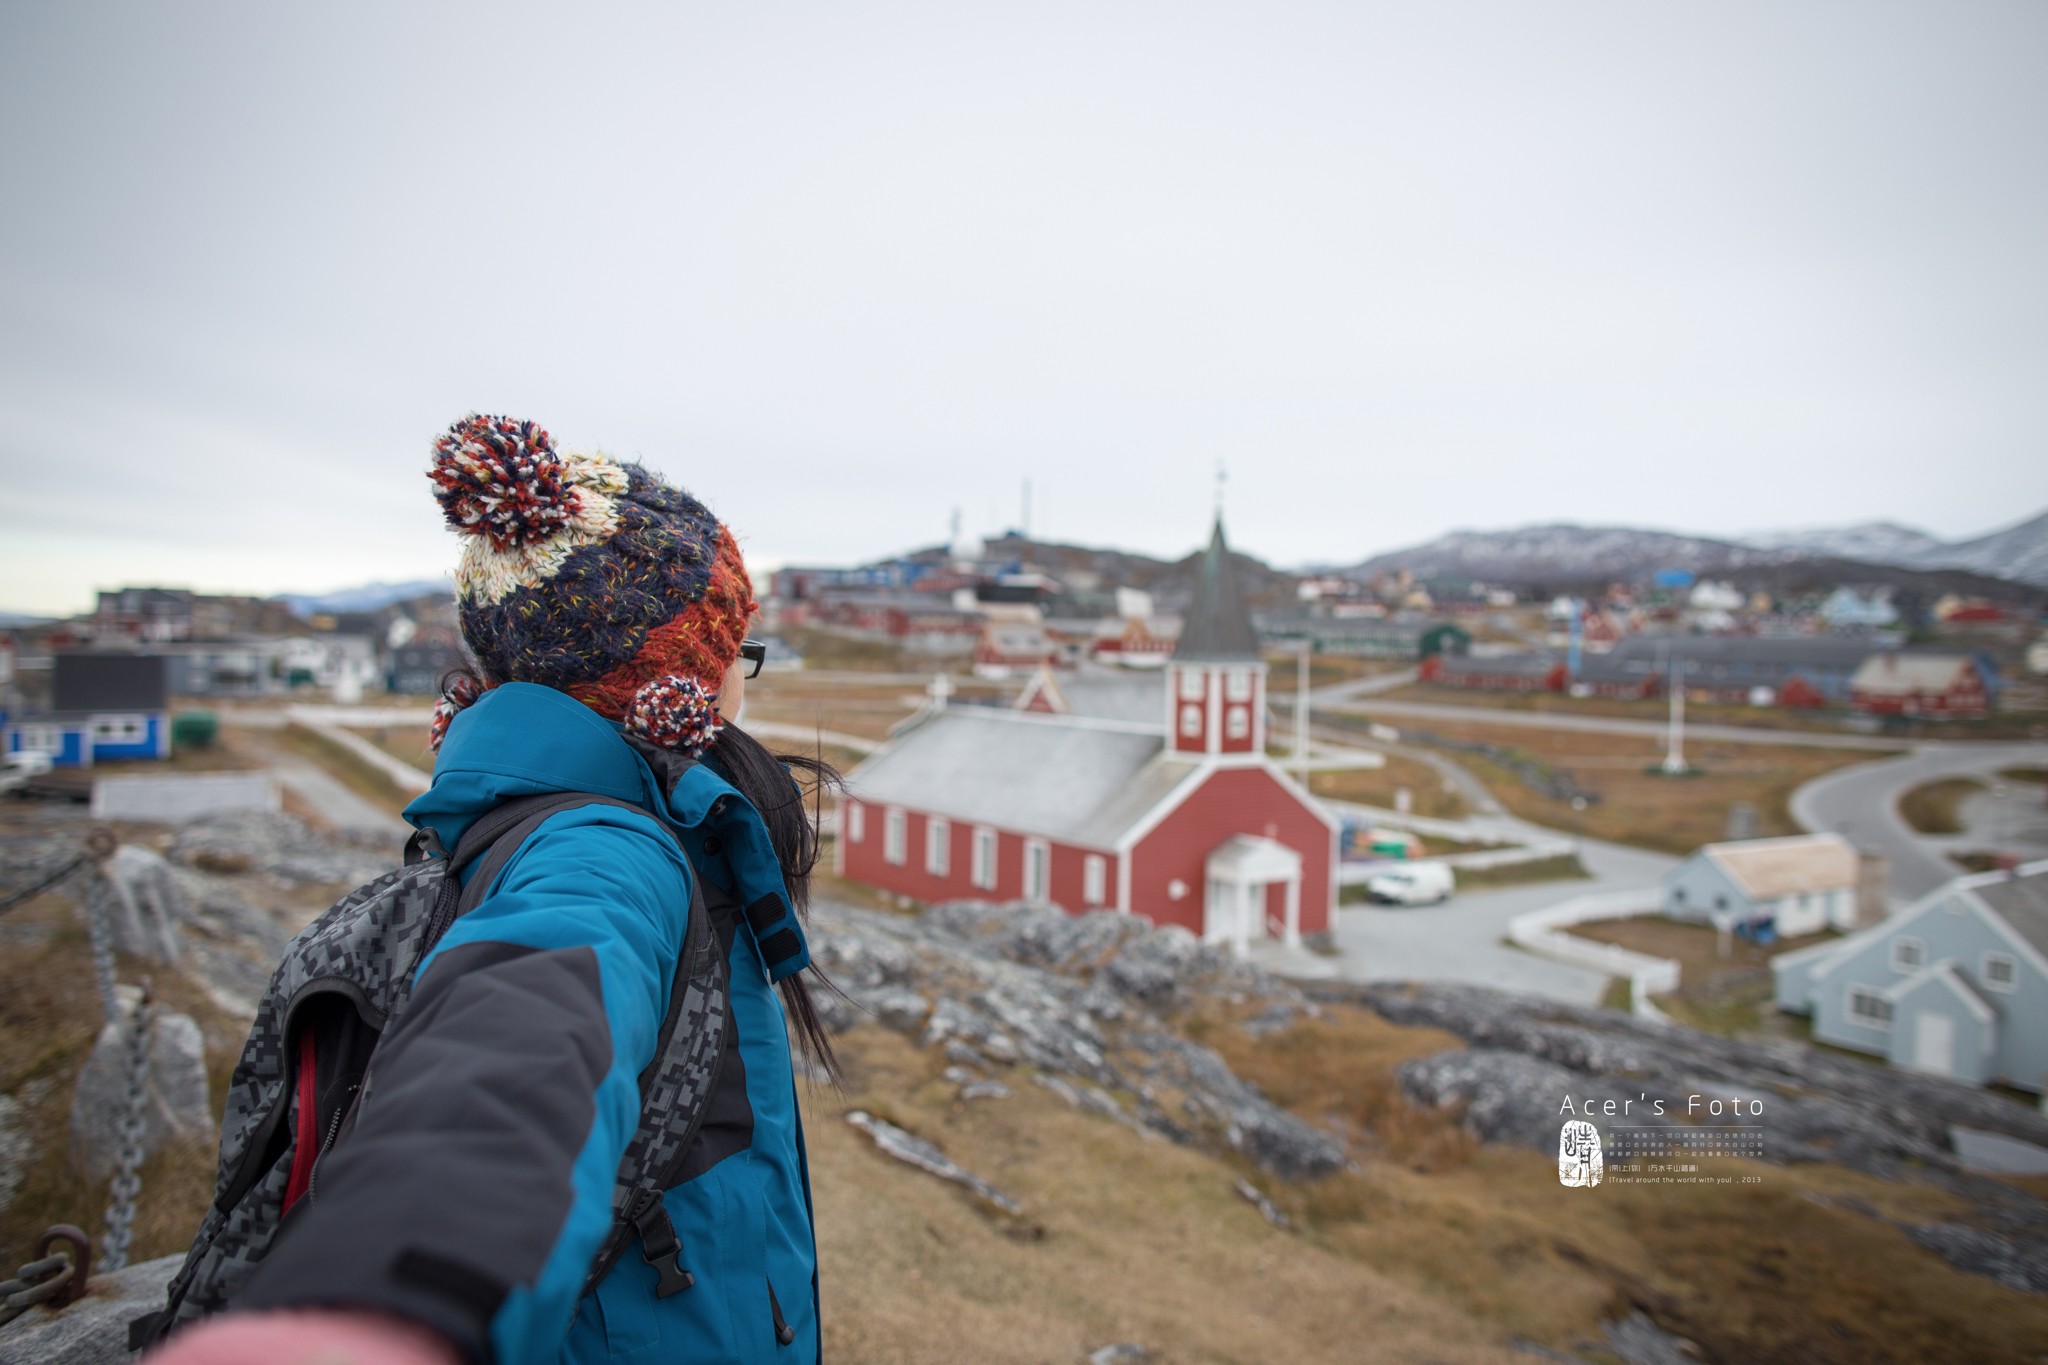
1662, 834, 1860, 938
1773, 860, 2048, 1092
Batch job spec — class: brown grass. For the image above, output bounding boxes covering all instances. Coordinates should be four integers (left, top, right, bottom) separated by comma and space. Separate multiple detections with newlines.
1265, 653, 1399, 693
1386, 717, 1883, 854
1569, 916, 1838, 1038
1898, 777, 1986, 836
1306, 751, 1468, 820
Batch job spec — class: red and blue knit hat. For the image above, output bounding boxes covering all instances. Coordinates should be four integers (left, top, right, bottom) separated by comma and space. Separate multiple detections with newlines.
426, 414, 756, 756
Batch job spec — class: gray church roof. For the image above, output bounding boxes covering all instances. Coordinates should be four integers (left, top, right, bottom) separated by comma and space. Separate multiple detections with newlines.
1060, 669, 1166, 728
849, 708, 1197, 845
1174, 518, 1262, 663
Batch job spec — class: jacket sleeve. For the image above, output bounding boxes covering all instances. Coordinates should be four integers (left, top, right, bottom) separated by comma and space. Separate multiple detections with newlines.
237, 807, 691, 1365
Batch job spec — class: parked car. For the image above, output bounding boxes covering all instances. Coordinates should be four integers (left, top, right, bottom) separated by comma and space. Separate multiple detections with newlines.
1, 750, 55, 793
1365, 860, 1455, 905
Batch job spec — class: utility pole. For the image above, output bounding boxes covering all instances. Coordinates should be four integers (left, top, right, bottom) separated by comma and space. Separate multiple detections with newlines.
1661, 645, 1689, 775
1021, 479, 1031, 541
1295, 640, 1311, 786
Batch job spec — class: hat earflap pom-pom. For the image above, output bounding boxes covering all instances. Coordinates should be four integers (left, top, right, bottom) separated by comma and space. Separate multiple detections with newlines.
429, 414, 581, 550
626, 675, 723, 757
428, 674, 485, 754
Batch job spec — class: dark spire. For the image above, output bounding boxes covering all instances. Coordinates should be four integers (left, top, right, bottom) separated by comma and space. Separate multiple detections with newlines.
1174, 516, 1262, 662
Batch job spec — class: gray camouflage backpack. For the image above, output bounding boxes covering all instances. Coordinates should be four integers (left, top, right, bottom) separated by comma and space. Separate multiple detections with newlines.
130, 792, 731, 1350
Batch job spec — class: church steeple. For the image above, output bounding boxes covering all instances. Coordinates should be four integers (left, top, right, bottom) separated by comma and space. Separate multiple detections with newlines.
1168, 516, 1267, 756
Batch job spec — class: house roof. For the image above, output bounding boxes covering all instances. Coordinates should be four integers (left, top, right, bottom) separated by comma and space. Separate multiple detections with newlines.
1883, 960, 1997, 1025
1849, 653, 1973, 695
849, 708, 1184, 844
1174, 517, 1262, 662
1058, 670, 1165, 727
51, 652, 169, 712
1701, 833, 1858, 900
1974, 865, 2048, 961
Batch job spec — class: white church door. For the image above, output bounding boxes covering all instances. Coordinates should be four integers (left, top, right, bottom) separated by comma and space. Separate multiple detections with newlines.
1912, 1011, 1956, 1077
1202, 836, 1303, 957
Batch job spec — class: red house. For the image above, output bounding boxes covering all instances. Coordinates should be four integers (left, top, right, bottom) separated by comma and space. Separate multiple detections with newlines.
1849, 653, 1990, 720
839, 518, 1337, 953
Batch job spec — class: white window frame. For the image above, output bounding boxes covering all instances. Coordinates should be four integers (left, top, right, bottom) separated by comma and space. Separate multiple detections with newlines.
1179, 703, 1203, 737
971, 826, 997, 891
1083, 854, 1106, 907
90, 714, 146, 745
1225, 667, 1252, 701
883, 807, 907, 866
15, 725, 62, 755
844, 800, 864, 844
1023, 838, 1050, 904
1848, 986, 1893, 1028
926, 817, 950, 877
1981, 951, 2017, 993
1178, 667, 1205, 700
1891, 937, 1925, 973
1225, 706, 1250, 740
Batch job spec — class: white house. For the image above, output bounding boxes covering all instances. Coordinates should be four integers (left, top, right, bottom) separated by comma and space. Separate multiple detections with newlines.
1662, 834, 1861, 937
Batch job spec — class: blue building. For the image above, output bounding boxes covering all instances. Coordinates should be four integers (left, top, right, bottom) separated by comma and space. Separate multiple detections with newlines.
3, 652, 172, 768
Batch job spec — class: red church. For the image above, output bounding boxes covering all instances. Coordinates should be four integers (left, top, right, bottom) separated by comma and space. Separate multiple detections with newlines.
838, 518, 1337, 953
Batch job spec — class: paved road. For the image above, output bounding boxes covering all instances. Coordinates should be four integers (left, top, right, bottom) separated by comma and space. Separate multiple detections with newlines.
1323, 696, 1913, 751
1326, 829, 1676, 1005
1791, 742, 2048, 903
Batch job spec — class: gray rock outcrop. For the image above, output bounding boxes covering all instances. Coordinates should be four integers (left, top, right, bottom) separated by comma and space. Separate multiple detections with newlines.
812, 901, 1345, 1181
0, 1252, 181, 1364
69, 990, 213, 1182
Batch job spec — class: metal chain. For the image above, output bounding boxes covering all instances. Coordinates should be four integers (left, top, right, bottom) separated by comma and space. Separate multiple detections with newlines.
0, 1227, 89, 1329
0, 853, 88, 916
80, 865, 121, 1024
100, 979, 153, 1275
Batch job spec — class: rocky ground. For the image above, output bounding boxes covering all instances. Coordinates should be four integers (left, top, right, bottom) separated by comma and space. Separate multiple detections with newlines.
6, 803, 2048, 1361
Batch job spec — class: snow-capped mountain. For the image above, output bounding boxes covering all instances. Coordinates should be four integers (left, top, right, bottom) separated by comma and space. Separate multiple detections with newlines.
1344, 524, 1790, 582
281, 578, 451, 616
1345, 506, 2048, 589
1741, 521, 1948, 564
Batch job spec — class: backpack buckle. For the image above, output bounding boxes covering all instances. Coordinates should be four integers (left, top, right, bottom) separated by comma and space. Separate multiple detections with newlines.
630, 1194, 695, 1297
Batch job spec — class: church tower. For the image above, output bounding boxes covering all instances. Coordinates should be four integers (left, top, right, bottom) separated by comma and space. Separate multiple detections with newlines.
1167, 516, 1266, 758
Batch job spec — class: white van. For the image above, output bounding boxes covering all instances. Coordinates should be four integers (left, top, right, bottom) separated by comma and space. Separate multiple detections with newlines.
1364, 860, 1455, 906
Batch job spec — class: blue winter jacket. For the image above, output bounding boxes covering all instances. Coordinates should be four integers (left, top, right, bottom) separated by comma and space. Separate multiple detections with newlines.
237, 682, 819, 1364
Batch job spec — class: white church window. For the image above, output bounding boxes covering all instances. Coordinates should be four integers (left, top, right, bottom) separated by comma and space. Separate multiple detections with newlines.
1226, 706, 1250, 740
1179, 704, 1202, 737
1848, 987, 1892, 1027
1891, 937, 1925, 973
1982, 952, 2016, 992
1226, 667, 1251, 701
1023, 839, 1050, 904
1083, 855, 1106, 906
844, 801, 864, 844
1179, 669, 1205, 700
926, 818, 950, 877
884, 808, 907, 865
971, 826, 997, 890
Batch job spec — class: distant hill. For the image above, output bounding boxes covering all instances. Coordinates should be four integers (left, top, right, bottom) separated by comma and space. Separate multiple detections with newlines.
0, 611, 53, 628
904, 530, 1300, 612
280, 579, 452, 616
1742, 509, 2048, 587
1344, 507, 2048, 596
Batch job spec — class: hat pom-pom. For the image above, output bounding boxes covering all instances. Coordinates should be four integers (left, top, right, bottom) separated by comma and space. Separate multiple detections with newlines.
429, 414, 581, 550
626, 675, 723, 757
428, 674, 485, 753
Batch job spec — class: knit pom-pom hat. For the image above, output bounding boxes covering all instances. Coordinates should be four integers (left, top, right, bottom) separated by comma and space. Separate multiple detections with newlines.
427, 414, 756, 756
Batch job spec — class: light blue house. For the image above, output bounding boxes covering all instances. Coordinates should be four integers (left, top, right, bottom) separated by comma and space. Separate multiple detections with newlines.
2, 652, 172, 769
1774, 861, 2048, 1092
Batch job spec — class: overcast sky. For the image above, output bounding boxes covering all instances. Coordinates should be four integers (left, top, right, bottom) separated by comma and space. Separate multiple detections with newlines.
2, 2, 2043, 614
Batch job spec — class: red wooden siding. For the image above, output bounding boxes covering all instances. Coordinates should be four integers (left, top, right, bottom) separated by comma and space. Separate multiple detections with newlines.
1127, 766, 1333, 937
838, 799, 1119, 910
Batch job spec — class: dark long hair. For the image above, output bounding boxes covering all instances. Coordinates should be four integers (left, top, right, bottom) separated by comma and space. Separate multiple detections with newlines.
700, 722, 845, 1082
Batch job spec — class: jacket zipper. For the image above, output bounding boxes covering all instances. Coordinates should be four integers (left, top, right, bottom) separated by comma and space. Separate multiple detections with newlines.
306, 1083, 358, 1206
768, 1279, 796, 1348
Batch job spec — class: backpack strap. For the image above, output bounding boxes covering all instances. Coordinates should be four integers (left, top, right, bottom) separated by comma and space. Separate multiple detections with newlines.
427, 790, 734, 1303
